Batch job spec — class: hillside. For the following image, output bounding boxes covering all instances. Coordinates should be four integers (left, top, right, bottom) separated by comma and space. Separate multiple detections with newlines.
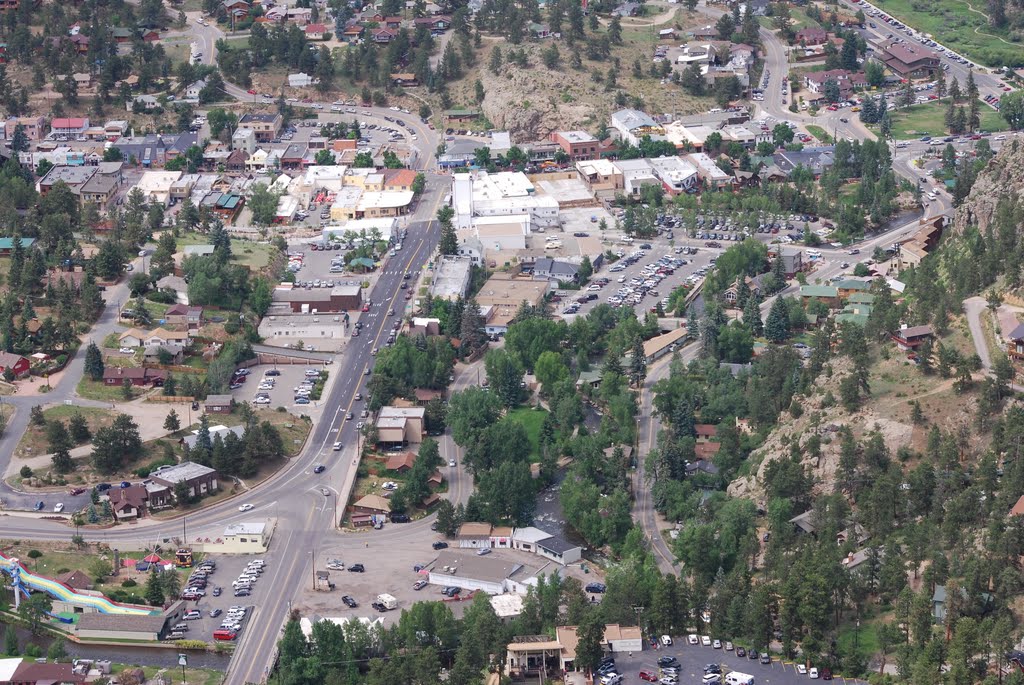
953, 137, 1024, 234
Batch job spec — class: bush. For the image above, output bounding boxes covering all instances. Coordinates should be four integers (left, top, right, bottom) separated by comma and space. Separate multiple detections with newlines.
19, 466, 32, 479
26, 550, 41, 559
121, 579, 137, 587
224, 321, 240, 335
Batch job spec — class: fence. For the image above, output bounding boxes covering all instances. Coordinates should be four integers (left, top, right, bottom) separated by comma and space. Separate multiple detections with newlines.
145, 395, 197, 404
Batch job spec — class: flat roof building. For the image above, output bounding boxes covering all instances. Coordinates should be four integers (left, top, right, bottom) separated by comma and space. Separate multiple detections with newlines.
427, 551, 556, 595
430, 256, 473, 301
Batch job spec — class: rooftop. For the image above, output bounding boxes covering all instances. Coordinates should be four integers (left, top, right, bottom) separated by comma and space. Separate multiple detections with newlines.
224, 521, 266, 536
150, 461, 217, 484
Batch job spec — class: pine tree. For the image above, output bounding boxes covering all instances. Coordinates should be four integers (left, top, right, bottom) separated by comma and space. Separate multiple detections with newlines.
743, 296, 763, 337
144, 569, 165, 606
164, 410, 180, 432
84, 342, 104, 381
629, 337, 647, 387
52, 449, 73, 474
488, 46, 502, 74
764, 297, 791, 343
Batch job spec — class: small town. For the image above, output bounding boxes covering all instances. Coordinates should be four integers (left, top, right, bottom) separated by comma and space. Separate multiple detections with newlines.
0, 0, 1023, 682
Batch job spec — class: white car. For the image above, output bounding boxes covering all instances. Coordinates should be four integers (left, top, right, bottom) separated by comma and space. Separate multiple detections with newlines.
238, 503, 254, 512
449, 459, 457, 467
119, 347, 135, 354
712, 639, 722, 649
687, 634, 699, 645
797, 665, 807, 675
53, 503, 64, 513
332, 442, 343, 451
700, 635, 711, 646
809, 668, 819, 679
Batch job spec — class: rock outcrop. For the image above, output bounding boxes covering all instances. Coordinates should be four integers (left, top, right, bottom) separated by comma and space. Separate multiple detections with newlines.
953, 137, 1024, 234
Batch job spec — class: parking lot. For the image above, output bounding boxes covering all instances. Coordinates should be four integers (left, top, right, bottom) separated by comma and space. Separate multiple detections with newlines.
227, 364, 332, 411
174, 555, 269, 643
606, 635, 869, 685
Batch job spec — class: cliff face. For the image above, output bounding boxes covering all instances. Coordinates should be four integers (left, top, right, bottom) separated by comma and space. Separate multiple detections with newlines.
953, 137, 1024, 234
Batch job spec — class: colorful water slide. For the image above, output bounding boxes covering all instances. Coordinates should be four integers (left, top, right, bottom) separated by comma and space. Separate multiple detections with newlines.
0, 552, 157, 616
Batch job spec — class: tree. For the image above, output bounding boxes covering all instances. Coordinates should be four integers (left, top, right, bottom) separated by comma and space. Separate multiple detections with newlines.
608, 16, 623, 44
248, 183, 281, 225
84, 342, 104, 381
3, 626, 17, 656
174, 480, 191, 506
164, 410, 181, 432
46, 637, 66, 662
438, 205, 458, 255
489, 46, 503, 74
574, 615, 605, 674
19, 593, 52, 635
145, 568, 165, 606
69, 413, 90, 443
52, 449, 73, 475
484, 349, 523, 407
765, 297, 791, 343
824, 78, 842, 104
773, 123, 795, 148
436, 499, 459, 536
1001, 90, 1024, 130
629, 337, 647, 387
864, 60, 885, 87
314, 149, 335, 165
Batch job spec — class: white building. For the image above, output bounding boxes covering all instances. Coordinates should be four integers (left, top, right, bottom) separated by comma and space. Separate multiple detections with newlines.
132, 170, 183, 205
276, 195, 299, 222
610, 109, 666, 147
648, 155, 699, 193
430, 256, 474, 301
427, 551, 558, 595
232, 127, 256, 154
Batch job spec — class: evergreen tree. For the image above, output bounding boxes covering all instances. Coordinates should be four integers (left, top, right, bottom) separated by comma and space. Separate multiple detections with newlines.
164, 410, 181, 432
744, 295, 763, 337
84, 342, 104, 381
629, 337, 647, 387
145, 568, 165, 606
765, 297, 791, 343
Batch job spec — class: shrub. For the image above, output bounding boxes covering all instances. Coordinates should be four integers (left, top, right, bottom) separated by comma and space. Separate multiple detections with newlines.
19, 466, 32, 479
121, 579, 137, 587
26, 550, 41, 559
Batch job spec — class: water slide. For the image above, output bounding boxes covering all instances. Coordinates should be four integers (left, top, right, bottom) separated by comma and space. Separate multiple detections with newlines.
0, 552, 157, 616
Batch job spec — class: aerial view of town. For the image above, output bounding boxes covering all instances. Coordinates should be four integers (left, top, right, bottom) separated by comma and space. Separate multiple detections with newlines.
1, 0, 1024, 681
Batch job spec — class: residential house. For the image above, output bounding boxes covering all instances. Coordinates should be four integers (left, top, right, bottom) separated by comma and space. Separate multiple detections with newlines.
390, 72, 419, 86
185, 79, 207, 101
352, 494, 391, 516
612, 1, 641, 16
102, 367, 168, 387
68, 33, 90, 54
4, 116, 47, 142
835, 279, 871, 299
372, 27, 397, 43
799, 284, 839, 308
376, 406, 425, 446
772, 145, 836, 177
111, 27, 135, 43
533, 258, 580, 284
804, 69, 868, 99
795, 27, 828, 45
221, 0, 249, 18
342, 25, 365, 42
157, 275, 189, 305
304, 23, 329, 40
0, 352, 29, 378
385, 451, 417, 473
106, 485, 150, 520
204, 394, 234, 414
49, 117, 90, 137
143, 344, 184, 365
164, 304, 202, 329
414, 15, 451, 33
890, 324, 934, 351
723, 275, 761, 306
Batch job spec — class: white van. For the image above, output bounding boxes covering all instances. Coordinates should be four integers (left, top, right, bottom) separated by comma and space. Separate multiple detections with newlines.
724, 673, 754, 685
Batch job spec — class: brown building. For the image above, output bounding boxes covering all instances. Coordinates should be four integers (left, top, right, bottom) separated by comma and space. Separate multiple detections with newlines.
550, 131, 601, 162
102, 366, 167, 387
237, 113, 282, 143
385, 451, 417, 473
204, 394, 234, 414
55, 569, 94, 590
151, 461, 220, 500
106, 485, 151, 520
890, 324, 934, 352
352, 494, 391, 516
272, 284, 363, 313
880, 40, 940, 78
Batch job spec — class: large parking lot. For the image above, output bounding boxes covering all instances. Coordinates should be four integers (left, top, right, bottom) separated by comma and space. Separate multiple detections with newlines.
227, 364, 328, 411
605, 635, 868, 685
174, 555, 271, 643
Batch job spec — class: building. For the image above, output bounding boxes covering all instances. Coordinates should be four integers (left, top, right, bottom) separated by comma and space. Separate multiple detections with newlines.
475, 273, 549, 335
164, 304, 203, 329
4, 116, 46, 142
185, 79, 207, 101
427, 551, 555, 595
613, 158, 661, 198
532, 258, 580, 285
641, 327, 689, 363
686, 152, 734, 190
376, 406, 425, 446
182, 424, 245, 450
101, 367, 167, 387
772, 146, 836, 177
384, 451, 417, 473
880, 41, 940, 78
550, 131, 600, 162
113, 132, 197, 168
352, 494, 391, 516
0, 352, 30, 378
271, 284, 363, 313
204, 394, 234, 414
575, 158, 622, 193
430, 256, 473, 301
237, 113, 283, 143
890, 324, 934, 351
804, 69, 868, 99
131, 170, 183, 205
50, 117, 90, 137
610, 109, 665, 147
458, 522, 494, 548
150, 462, 219, 499
800, 284, 840, 307
505, 625, 642, 677
767, 246, 805, 278
536, 535, 583, 565
795, 27, 828, 45
37, 165, 97, 197
156, 275, 190, 305
649, 155, 699, 194
106, 485, 151, 520
221, 522, 269, 553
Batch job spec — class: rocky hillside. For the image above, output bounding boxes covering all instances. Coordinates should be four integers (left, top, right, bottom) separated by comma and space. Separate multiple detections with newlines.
953, 137, 1024, 234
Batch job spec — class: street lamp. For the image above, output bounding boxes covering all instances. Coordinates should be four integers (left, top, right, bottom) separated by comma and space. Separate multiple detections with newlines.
855, 618, 860, 653
178, 653, 187, 685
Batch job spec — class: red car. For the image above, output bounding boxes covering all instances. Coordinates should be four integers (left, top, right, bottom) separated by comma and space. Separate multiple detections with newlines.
361, 304, 370, 312
639, 671, 658, 682
247, 89, 257, 95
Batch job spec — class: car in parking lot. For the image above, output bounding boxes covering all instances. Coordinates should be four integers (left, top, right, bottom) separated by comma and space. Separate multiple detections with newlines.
585, 582, 606, 593
183, 610, 201, 620
413, 579, 428, 590
348, 563, 365, 572
342, 595, 358, 608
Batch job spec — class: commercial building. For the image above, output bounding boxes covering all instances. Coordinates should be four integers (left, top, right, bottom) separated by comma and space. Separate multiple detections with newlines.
879, 41, 940, 78
575, 158, 622, 193
4, 116, 46, 141
112, 132, 197, 168
271, 284, 363, 313
75, 612, 175, 643
686, 152, 734, 190
452, 171, 559, 232
610, 109, 665, 147
220, 521, 270, 553
237, 113, 283, 143
430, 256, 473, 300
613, 158, 662, 197
803, 69, 868, 98
258, 313, 348, 351
132, 170, 183, 205
550, 131, 600, 161
475, 273, 549, 335
505, 624, 643, 678
150, 462, 219, 499
427, 551, 556, 595
376, 406, 425, 446
648, 155, 699, 194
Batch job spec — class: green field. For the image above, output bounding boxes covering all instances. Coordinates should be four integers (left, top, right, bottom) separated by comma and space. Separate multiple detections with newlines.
504, 406, 548, 461
871, 0, 1022, 67
173, 231, 274, 270
805, 124, 834, 144
884, 99, 1008, 138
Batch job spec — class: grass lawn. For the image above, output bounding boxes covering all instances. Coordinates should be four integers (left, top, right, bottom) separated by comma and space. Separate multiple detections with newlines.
174, 231, 273, 270
805, 124, 833, 143
76, 377, 145, 402
504, 406, 548, 461
836, 617, 882, 661
884, 99, 1008, 139
15, 406, 117, 460
871, 0, 1021, 67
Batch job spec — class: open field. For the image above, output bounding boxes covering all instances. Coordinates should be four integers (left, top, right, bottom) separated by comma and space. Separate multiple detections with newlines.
505, 405, 547, 461
884, 99, 1008, 138
15, 406, 116, 460
805, 124, 833, 143
871, 0, 1023, 67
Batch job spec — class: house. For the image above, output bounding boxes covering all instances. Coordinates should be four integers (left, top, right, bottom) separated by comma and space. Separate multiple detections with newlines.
835, 279, 871, 299
288, 73, 315, 88
0, 238, 34, 256
150, 462, 219, 499
371, 27, 397, 43
0, 352, 29, 378
686, 152, 734, 191
4, 116, 47, 142
352, 494, 391, 516
536, 535, 582, 565
142, 328, 190, 348
385, 451, 417, 473
772, 146, 835, 177
694, 424, 717, 442
413, 16, 451, 33
532, 258, 580, 284
685, 459, 720, 477
101, 367, 168, 387
795, 27, 828, 45
304, 23, 329, 40
106, 485, 151, 520
204, 394, 234, 414
723, 275, 761, 306
5, 662, 86, 685
612, 1, 641, 16
890, 324, 934, 351
390, 73, 419, 87
143, 344, 184, 365
342, 25, 365, 42
165, 304, 203, 329
157, 275, 189, 305
880, 40, 940, 78
185, 79, 207, 101
49, 117, 90, 137
221, 0, 249, 18
443, 109, 480, 122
